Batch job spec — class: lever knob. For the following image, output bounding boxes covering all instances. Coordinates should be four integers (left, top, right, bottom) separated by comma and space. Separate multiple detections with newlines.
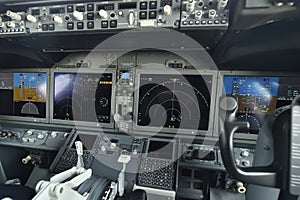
194, 10, 203, 20
128, 12, 135, 26
53, 15, 63, 25
27, 14, 37, 23
6, 10, 22, 21
73, 11, 84, 21
99, 9, 108, 19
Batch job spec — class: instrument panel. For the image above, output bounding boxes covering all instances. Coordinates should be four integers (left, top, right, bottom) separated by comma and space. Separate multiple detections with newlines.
0, 0, 230, 36
0, 52, 300, 141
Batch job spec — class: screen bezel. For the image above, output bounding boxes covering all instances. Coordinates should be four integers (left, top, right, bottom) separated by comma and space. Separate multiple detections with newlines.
134, 69, 218, 136
216, 70, 300, 140
0, 68, 50, 123
50, 68, 116, 129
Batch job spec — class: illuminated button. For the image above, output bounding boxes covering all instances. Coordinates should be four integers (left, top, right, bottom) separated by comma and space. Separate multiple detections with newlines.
67, 22, 74, 30
48, 23, 55, 30
110, 20, 117, 28
140, 2, 148, 10
67, 5, 74, 13
214, 20, 220, 24
149, 1, 157, 9
77, 22, 84, 29
221, 19, 227, 24
182, 21, 188, 25
87, 4, 94, 11
101, 21, 108, 28
207, 20, 213, 24
87, 21, 94, 29
139, 11, 147, 19
87, 13, 94, 20
189, 20, 194, 25
149, 11, 157, 19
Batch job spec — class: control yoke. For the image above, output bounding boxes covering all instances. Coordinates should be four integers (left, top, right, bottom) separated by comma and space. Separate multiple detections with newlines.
219, 95, 300, 196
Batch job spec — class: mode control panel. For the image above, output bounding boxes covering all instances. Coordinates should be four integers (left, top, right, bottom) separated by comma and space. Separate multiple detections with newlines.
26, 0, 181, 34
181, 0, 229, 28
0, 10, 27, 35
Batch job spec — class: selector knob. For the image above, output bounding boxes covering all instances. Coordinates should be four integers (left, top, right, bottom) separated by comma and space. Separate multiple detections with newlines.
163, 5, 172, 16
240, 150, 250, 157
99, 9, 108, 19
218, 0, 228, 10
53, 16, 63, 25
6, 21, 15, 28
26, 14, 37, 23
128, 12, 135, 26
73, 11, 84, 21
208, 9, 217, 19
194, 10, 203, 20
186, 0, 196, 12
6, 10, 22, 21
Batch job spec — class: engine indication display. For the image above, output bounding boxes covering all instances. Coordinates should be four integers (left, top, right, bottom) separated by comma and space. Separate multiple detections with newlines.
53, 72, 113, 124
137, 74, 212, 131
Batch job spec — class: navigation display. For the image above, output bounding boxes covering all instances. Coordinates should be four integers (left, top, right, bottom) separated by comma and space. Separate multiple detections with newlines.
0, 72, 47, 118
223, 75, 300, 134
137, 74, 212, 131
53, 72, 113, 124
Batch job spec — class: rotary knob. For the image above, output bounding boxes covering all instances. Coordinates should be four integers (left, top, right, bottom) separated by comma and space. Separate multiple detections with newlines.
240, 150, 250, 157
6, 21, 15, 28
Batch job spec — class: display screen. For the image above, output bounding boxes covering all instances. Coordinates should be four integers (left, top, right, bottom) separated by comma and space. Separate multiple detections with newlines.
53, 72, 113, 124
0, 72, 47, 118
138, 74, 212, 131
147, 140, 174, 160
223, 75, 300, 134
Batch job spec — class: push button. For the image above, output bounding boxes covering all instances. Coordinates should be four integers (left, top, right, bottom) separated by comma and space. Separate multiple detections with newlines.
101, 21, 108, 28
140, 11, 147, 19
149, 11, 157, 19
149, 1, 157, 9
48, 23, 55, 30
87, 21, 94, 29
110, 20, 117, 28
67, 5, 74, 13
77, 22, 84, 29
87, 4, 94, 11
87, 13, 94, 20
42, 24, 48, 31
67, 22, 74, 30
140, 2, 148, 10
